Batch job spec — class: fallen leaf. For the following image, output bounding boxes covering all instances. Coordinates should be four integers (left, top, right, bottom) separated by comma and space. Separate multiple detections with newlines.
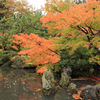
35, 88, 42, 92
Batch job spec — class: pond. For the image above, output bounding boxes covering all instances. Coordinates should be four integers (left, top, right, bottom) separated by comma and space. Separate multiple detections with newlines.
0, 67, 98, 100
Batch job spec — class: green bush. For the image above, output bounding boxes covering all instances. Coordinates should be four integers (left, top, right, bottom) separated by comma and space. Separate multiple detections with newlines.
59, 46, 95, 70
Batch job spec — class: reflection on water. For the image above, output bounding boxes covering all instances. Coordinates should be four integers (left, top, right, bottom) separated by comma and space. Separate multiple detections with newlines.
0, 68, 96, 100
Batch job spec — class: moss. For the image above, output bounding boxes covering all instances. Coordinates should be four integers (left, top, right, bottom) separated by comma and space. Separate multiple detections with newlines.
42, 67, 56, 95
60, 75, 71, 88
11, 55, 28, 68
11, 55, 28, 63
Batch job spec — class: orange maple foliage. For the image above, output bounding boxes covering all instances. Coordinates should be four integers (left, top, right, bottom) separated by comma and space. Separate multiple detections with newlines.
72, 85, 85, 100
13, 33, 60, 73
36, 66, 47, 74
40, 0, 100, 33
40, 0, 100, 65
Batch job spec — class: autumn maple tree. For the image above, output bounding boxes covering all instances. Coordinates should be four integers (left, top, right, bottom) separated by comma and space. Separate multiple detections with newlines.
13, 33, 60, 73
40, 0, 75, 35
40, 0, 100, 66
41, 0, 74, 13
0, 0, 34, 18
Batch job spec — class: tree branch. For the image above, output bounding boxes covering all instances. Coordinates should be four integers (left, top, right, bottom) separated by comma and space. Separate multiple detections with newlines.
77, 25, 90, 42
85, 24, 94, 35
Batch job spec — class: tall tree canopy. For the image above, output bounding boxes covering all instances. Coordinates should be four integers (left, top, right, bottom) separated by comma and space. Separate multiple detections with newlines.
9, 0, 33, 17
12, 10, 49, 39
41, 0, 74, 13
41, 0, 86, 14
40, 0, 100, 65
0, 0, 33, 18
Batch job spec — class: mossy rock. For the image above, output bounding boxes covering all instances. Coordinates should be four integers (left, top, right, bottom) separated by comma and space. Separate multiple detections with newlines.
67, 83, 77, 95
59, 67, 71, 88
11, 55, 28, 68
42, 67, 56, 95
60, 74, 71, 88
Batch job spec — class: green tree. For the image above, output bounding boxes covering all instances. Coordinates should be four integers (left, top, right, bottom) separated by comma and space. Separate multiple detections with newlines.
0, 16, 14, 51
13, 11, 49, 39
13, 33, 60, 73
0, 0, 40, 67
40, 0, 100, 70
0, 16, 18, 67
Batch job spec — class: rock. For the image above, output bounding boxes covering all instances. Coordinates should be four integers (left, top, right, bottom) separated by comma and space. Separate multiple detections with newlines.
11, 56, 26, 68
96, 84, 100, 94
63, 66, 72, 76
60, 67, 71, 88
67, 83, 77, 95
12, 58, 24, 68
42, 67, 56, 95
80, 85, 99, 100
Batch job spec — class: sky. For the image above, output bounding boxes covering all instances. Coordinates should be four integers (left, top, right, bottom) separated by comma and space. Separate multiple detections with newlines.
28, 0, 46, 10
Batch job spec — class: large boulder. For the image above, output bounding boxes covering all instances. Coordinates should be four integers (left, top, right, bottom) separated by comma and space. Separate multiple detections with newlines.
63, 66, 72, 76
42, 67, 56, 95
80, 85, 99, 100
59, 67, 71, 88
11, 56, 26, 68
67, 83, 77, 95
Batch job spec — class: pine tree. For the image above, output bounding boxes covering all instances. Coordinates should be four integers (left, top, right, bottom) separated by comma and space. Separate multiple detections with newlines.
0, 16, 14, 51
0, 16, 18, 67
13, 11, 49, 39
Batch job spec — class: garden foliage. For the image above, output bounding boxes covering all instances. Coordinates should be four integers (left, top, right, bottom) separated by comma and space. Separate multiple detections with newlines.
13, 33, 60, 72
40, 0, 100, 68
0, 0, 100, 73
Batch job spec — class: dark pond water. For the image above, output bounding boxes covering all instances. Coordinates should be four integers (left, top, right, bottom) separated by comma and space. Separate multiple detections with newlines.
0, 67, 97, 100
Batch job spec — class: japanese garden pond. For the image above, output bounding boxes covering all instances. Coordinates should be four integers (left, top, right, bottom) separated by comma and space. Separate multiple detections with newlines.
0, 67, 98, 100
